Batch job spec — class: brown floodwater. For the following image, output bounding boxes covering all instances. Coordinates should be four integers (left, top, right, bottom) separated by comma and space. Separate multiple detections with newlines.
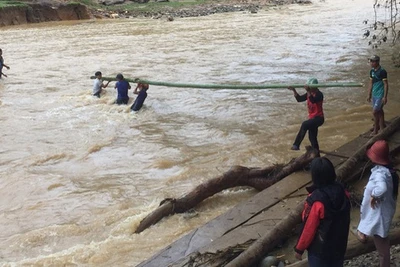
0, 0, 399, 265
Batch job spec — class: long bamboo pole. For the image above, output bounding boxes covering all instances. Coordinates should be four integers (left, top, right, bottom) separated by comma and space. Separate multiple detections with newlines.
90, 76, 364, 89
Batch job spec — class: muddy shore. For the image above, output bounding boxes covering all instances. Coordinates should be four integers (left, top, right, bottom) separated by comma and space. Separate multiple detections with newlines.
0, 0, 309, 26
93, 0, 310, 19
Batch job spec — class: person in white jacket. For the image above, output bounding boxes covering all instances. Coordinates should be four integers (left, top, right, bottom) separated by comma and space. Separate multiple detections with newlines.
357, 140, 398, 267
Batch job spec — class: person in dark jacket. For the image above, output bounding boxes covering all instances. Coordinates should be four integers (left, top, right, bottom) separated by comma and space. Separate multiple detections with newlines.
294, 157, 351, 267
288, 78, 324, 151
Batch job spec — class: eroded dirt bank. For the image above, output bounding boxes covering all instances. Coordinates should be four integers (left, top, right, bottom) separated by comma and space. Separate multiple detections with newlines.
0, 2, 91, 26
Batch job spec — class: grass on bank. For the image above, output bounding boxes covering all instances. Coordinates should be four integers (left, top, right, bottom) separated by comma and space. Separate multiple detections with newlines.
74, 0, 216, 13
0, 0, 28, 8
0, 0, 224, 14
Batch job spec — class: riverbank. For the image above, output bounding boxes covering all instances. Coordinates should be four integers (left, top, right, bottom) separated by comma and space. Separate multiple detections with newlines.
0, 0, 310, 26
91, 0, 310, 19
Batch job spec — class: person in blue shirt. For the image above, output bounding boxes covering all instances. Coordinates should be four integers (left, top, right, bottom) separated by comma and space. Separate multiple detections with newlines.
114, 73, 131, 105
0, 48, 10, 79
367, 55, 389, 136
131, 82, 149, 111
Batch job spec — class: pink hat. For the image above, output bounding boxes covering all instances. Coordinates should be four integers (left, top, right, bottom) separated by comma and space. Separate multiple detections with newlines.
366, 140, 390, 165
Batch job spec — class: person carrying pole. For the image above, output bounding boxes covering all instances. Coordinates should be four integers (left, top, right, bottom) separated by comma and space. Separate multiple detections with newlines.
131, 82, 149, 112
114, 73, 131, 105
92, 71, 110, 98
287, 78, 324, 152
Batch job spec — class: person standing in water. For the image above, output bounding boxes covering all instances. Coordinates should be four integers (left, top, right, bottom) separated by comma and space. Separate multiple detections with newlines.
131, 82, 149, 111
0, 48, 10, 79
367, 55, 389, 136
287, 78, 324, 152
114, 73, 131, 105
93, 71, 110, 98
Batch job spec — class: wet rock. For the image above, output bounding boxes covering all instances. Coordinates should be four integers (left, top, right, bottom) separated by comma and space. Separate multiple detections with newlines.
259, 256, 279, 267
100, 0, 125, 5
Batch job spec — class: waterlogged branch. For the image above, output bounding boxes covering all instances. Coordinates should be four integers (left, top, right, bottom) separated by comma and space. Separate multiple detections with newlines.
134, 146, 319, 234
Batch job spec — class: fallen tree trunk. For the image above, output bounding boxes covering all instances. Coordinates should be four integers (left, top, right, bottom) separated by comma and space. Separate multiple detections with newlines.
226, 116, 400, 267
337, 116, 400, 184
135, 146, 319, 234
286, 228, 400, 267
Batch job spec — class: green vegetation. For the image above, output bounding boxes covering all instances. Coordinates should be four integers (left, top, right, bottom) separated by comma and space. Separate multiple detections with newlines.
364, 0, 400, 67
0, 0, 28, 8
74, 0, 212, 13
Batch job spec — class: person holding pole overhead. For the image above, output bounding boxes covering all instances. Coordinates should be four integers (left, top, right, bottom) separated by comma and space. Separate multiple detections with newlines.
0, 48, 10, 79
287, 78, 324, 152
131, 82, 149, 111
114, 73, 131, 105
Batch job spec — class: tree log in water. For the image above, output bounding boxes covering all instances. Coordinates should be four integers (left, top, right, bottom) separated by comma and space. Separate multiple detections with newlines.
135, 146, 319, 234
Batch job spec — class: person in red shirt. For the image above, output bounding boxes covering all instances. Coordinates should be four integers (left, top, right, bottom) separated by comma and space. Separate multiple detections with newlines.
294, 157, 351, 267
288, 78, 324, 152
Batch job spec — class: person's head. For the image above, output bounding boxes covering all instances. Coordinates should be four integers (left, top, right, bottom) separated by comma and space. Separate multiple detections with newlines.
95, 71, 102, 78
310, 157, 336, 187
116, 73, 124, 81
305, 77, 318, 92
0, 49, 2, 55
366, 140, 390, 165
369, 55, 380, 68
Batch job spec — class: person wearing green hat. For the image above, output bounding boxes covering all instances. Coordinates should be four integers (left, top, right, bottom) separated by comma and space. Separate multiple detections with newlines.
367, 55, 389, 136
287, 78, 324, 152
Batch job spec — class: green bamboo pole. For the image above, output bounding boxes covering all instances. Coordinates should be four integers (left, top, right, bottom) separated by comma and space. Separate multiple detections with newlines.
90, 76, 364, 89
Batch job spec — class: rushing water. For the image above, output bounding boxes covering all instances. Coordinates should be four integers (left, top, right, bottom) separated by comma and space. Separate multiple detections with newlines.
0, 0, 399, 266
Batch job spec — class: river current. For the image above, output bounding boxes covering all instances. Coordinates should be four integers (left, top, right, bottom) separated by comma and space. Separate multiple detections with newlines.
0, 0, 399, 266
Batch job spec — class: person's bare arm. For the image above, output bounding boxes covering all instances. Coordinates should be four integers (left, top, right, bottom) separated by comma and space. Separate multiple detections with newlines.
367, 79, 373, 102
383, 79, 389, 104
134, 84, 141, 95
102, 81, 110, 88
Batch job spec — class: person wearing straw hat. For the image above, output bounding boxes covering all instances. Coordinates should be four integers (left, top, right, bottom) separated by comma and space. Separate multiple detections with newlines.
367, 55, 389, 136
357, 140, 398, 267
288, 78, 324, 152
